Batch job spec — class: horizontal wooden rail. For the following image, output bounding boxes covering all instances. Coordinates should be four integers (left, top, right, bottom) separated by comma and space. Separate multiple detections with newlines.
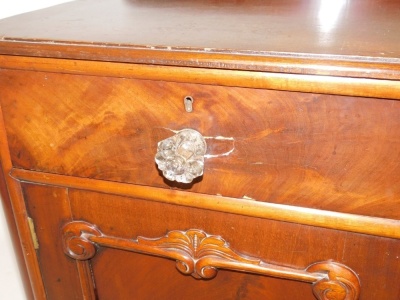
11, 168, 400, 240
1, 40, 400, 80
0, 55, 400, 100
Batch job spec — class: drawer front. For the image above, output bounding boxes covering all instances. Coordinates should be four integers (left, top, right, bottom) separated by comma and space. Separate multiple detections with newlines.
2, 69, 400, 219
22, 183, 400, 300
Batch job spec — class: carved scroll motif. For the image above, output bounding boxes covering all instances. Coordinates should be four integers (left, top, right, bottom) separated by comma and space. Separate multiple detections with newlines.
62, 221, 360, 300
307, 262, 361, 300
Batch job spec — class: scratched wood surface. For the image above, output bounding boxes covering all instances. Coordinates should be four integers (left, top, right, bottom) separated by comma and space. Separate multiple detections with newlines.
1, 0, 400, 299
1, 0, 400, 75
21, 183, 400, 300
1, 69, 400, 219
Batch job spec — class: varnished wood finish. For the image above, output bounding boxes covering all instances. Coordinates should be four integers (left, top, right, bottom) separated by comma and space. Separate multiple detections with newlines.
2, 69, 400, 220
0, 148, 34, 300
1, 55, 400, 100
62, 220, 360, 299
22, 184, 82, 299
0, 0, 400, 79
1, 0, 400, 299
11, 168, 400, 240
0, 107, 46, 299
19, 185, 400, 299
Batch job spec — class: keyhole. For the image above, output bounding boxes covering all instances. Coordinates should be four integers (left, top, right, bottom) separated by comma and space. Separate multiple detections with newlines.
184, 96, 194, 112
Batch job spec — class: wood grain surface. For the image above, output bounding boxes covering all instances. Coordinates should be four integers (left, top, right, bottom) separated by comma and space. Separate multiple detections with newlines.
0, 151, 34, 300
20, 183, 400, 300
10, 168, 400, 240
1, 0, 399, 298
0, 106, 45, 299
2, 69, 399, 220
1, 0, 400, 61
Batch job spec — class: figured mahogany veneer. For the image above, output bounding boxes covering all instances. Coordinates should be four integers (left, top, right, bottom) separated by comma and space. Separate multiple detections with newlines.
2, 69, 400, 220
1, 0, 400, 299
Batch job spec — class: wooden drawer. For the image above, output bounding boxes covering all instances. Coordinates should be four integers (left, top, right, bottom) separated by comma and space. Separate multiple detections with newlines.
2, 69, 400, 219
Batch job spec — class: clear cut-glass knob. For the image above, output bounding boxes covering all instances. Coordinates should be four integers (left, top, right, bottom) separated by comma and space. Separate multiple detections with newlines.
155, 129, 207, 183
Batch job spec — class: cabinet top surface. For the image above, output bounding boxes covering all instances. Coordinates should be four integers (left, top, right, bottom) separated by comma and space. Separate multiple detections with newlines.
0, 0, 400, 63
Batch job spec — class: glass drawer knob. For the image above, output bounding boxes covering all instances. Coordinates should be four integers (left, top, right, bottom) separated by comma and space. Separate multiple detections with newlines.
155, 129, 207, 183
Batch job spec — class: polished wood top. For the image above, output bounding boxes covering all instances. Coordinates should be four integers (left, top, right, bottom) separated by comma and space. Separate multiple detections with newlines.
1, 0, 400, 66
0, 0, 399, 81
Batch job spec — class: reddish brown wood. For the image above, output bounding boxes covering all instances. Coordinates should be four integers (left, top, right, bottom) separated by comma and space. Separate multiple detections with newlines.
307, 262, 360, 300
0, 0, 400, 80
0, 107, 46, 299
0, 158, 34, 300
70, 189, 399, 299
1, 56, 400, 100
11, 181, 399, 299
0, 0, 400, 299
1, 42, 399, 80
93, 251, 317, 299
22, 183, 86, 299
62, 220, 360, 300
11, 168, 400, 240
2, 70, 400, 220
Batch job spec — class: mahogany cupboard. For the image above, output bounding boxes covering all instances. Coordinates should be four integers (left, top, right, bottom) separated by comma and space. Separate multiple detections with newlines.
1, 0, 400, 299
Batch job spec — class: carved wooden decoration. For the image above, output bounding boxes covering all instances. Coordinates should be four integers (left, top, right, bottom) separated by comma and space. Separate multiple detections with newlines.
62, 221, 360, 299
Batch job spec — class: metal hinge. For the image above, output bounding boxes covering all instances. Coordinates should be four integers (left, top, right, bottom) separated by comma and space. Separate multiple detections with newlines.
27, 217, 39, 250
